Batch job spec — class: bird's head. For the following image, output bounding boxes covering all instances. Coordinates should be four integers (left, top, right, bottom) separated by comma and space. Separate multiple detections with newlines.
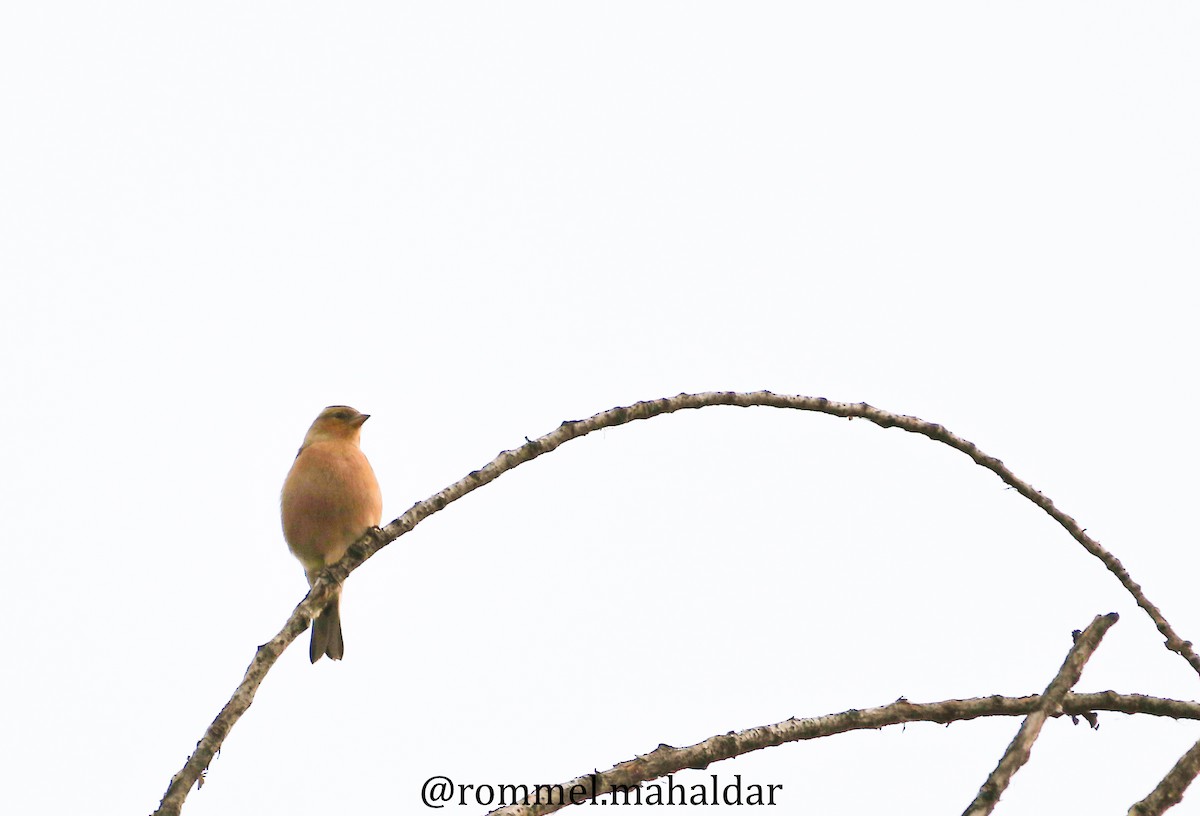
300, 405, 370, 450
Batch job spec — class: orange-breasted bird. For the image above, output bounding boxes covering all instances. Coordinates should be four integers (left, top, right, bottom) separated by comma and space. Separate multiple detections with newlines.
281, 406, 382, 662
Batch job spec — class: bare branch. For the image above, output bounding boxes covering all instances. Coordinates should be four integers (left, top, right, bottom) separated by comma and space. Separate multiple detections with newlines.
1129, 737, 1200, 816
154, 392, 1197, 813
378, 391, 1195, 674
963, 613, 1119, 816
150, 532, 378, 816
483, 683, 1200, 815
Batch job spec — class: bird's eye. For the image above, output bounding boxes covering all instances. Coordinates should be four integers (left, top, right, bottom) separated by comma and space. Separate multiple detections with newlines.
333, 410, 351, 420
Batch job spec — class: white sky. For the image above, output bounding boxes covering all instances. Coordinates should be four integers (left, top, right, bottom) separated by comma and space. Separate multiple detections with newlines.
2, 3, 1198, 814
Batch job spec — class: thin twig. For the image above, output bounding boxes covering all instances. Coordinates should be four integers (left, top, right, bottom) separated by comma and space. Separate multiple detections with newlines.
153, 392, 1196, 814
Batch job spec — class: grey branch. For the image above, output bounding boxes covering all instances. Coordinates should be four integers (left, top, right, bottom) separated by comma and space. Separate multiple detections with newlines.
963, 613, 1119, 816
152, 391, 1198, 815
1129, 737, 1200, 816
484, 684, 1200, 816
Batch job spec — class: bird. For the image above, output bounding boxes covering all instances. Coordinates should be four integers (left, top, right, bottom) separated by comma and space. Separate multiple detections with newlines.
281, 405, 382, 663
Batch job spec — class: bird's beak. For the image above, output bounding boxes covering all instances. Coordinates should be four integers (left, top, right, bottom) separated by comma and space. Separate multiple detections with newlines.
352, 413, 370, 427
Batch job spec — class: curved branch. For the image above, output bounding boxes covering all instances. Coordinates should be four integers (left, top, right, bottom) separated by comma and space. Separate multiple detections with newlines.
153, 391, 1197, 814
381, 391, 1197, 673
486, 686, 1200, 815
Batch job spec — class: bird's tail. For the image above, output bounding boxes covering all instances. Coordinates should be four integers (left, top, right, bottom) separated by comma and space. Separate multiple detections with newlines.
310, 592, 344, 663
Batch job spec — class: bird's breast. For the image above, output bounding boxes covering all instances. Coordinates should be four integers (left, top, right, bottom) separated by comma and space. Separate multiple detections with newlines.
281, 441, 382, 571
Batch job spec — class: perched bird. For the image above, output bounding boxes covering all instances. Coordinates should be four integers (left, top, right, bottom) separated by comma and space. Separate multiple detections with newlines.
281, 406, 382, 663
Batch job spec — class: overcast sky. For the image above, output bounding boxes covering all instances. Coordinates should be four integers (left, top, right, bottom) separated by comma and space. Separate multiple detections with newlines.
2, 3, 1199, 814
